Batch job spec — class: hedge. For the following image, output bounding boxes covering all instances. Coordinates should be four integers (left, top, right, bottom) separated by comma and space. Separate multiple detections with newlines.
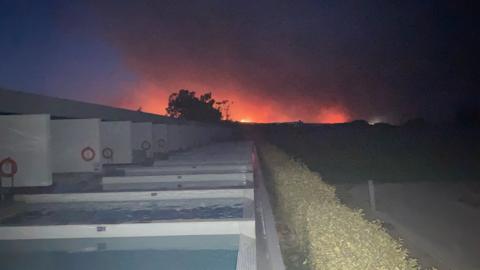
258, 144, 418, 270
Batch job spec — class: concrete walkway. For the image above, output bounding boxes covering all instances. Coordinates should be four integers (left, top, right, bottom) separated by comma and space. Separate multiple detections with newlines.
336, 181, 480, 270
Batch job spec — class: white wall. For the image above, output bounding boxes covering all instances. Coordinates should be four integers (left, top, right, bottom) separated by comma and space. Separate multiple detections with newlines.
180, 125, 197, 150
100, 121, 132, 164
152, 124, 168, 154
198, 126, 209, 145
0, 114, 52, 187
51, 119, 101, 173
166, 124, 181, 152
187, 125, 200, 148
177, 125, 190, 150
131, 122, 153, 159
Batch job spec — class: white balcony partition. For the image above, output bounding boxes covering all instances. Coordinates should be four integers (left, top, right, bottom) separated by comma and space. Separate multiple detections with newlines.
131, 122, 153, 162
100, 121, 132, 164
152, 123, 168, 154
51, 119, 101, 173
166, 124, 181, 152
0, 114, 52, 187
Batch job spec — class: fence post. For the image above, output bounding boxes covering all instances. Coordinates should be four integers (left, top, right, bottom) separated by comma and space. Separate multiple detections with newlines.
368, 180, 376, 212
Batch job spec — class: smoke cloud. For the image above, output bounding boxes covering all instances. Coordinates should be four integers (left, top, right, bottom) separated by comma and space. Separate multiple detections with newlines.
85, 0, 478, 123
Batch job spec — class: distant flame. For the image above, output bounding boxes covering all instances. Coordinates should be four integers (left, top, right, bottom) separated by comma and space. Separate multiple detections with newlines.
316, 107, 350, 124
113, 81, 350, 124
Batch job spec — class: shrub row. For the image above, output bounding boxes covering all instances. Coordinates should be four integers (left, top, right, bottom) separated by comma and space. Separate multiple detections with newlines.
258, 143, 418, 270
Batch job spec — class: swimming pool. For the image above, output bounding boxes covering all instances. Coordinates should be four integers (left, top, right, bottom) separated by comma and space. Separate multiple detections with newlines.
0, 198, 248, 226
0, 190, 256, 269
0, 141, 260, 269
0, 235, 240, 270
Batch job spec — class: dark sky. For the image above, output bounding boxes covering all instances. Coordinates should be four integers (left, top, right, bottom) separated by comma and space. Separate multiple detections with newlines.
0, 0, 478, 123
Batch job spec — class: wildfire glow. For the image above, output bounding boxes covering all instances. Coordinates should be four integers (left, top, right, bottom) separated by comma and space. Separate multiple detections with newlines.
315, 107, 350, 124
113, 81, 350, 124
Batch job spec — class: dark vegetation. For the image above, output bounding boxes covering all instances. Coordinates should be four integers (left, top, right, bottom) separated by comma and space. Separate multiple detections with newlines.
245, 121, 480, 184
166, 89, 230, 122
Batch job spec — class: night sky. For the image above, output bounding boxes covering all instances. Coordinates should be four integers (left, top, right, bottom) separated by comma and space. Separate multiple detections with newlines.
0, 0, 478, 123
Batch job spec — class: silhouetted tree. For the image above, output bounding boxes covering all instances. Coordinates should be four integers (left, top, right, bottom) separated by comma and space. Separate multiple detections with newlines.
166, 89, 229, 122
215, 100, 232, 121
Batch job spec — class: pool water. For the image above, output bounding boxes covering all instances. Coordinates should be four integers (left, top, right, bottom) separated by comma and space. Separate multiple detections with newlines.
0, 235, 239, 270
1, 249, 239, 270
0, 198, 247, 225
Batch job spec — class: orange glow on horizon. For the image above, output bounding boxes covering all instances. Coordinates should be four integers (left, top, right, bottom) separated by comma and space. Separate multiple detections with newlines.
315, 107, 350, 124
113, 82, 350, 124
